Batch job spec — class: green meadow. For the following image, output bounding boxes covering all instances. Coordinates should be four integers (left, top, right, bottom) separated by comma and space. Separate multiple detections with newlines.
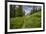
10, 11, 41, 29
10, 5, 41, 29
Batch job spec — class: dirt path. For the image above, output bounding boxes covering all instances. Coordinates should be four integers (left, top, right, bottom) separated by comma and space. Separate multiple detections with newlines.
22, 16, 30, 28
21, 16, 25, 28
22, 19, 26, 28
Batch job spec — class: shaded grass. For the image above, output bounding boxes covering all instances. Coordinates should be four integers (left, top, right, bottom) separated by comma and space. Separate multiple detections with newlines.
10, 17, 24, 29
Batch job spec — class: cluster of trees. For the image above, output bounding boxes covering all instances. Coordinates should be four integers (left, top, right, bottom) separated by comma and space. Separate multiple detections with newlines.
30, 6, 41, 15
10, 5, 24, 18
10, 5, 15, 17
10, 5, 41, 18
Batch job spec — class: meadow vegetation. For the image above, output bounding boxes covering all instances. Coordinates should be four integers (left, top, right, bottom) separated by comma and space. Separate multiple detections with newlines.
10, 5, 41, 29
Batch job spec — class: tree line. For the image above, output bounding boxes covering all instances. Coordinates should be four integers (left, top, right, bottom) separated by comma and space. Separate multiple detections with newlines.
10, 5, 41, 18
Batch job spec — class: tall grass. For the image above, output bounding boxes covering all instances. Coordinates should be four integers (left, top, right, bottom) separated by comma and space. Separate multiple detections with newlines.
10, 11, 41, 29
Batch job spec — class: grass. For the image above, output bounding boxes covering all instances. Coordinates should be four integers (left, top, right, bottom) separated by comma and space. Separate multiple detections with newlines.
10, 17, 24, 29
24, 12, 41, 28
10, 11, 41, 29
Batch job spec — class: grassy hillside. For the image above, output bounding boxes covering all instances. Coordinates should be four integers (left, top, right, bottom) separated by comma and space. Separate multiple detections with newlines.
10, 11, 41, 29
24, 11, 41, 28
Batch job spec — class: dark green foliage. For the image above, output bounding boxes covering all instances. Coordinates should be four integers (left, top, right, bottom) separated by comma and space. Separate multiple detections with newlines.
30, 9, 41, 15
15, 5, 23, 17
10, 5, 24, 18
10, 5, 15, 17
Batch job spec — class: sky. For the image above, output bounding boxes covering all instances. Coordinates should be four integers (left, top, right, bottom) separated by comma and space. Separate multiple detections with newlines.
23, 5, 33, 15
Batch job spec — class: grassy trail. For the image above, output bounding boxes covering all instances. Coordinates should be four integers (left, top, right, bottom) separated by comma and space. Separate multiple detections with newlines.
22, 21, 25, 28
21, 16, 25, 28
22, 16, 30, 28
